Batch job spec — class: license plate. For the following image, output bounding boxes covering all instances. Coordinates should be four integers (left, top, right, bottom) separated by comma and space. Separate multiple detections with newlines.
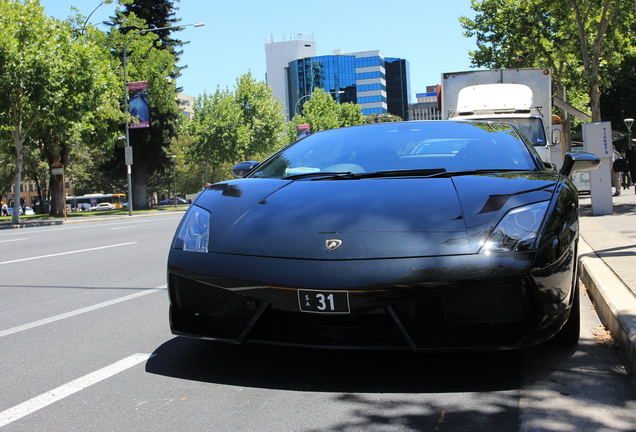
298, 289, 350, 314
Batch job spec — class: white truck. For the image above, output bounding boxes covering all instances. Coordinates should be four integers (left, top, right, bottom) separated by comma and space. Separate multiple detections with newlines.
441, 68, 562, 167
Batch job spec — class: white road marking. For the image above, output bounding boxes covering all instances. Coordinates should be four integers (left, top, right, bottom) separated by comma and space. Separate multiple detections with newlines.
0, 353, 153, 428
0, 238, 29, 244
0, 287, 166, 338
0, 242, 137, 265
108, 226, 138, 230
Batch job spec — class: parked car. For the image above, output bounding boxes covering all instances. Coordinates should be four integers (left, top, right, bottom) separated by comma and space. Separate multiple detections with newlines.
160, 197, 188, 205
90, 202, 116, 211
5, 207, 34, 216
167, 121, 599, 352
570, 144, 591, 194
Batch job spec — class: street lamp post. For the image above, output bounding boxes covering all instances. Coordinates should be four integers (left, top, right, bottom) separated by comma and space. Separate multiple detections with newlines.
171, 155, 177, 208
295, 90, 345, 115
123, 22, 204, 216
625, 118, 633, 148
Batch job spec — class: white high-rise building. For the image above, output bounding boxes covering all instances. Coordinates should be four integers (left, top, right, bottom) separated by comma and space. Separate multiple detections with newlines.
265, 35, 410, 121
265, 34, 316, 117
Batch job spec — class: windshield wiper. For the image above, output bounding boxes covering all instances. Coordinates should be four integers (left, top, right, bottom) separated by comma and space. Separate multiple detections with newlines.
284, 169, 448, 181
283, 171, 354, 180
283, 168, 533, 181
426, 169, 534, 178
344, 168, 447, 179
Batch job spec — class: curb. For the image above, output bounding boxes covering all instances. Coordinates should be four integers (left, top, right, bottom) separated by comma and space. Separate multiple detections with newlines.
579, 238, 636, 391
0, 208, 187, 230
0, 221, 64, 229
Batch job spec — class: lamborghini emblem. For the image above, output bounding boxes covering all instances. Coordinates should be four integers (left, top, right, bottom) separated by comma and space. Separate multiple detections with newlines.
326, 239, 343, 251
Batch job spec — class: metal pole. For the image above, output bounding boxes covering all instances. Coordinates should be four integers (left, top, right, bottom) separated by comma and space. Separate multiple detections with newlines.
123, 35, 134, 216
122, 23, 204, 216
624, 118, 633, 147
295, 94, 312, 115
295, 90, 344, 115
171, 155, 177, 208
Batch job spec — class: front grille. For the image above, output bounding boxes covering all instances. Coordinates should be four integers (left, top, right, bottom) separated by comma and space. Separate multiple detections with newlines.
169, 274, 409, 348
170, 274, 265, 340
251, 312, 408, 348
393, 280, 538, 348
170, 273, 540, 350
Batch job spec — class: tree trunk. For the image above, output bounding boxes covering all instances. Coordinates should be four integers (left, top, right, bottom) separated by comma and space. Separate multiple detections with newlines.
132, 162, 149, 210
589, 81, 602, 123
11, 134, 24, 224
11, 163, 22, 224
43, 141, 69, 216
49, 174, 65, 216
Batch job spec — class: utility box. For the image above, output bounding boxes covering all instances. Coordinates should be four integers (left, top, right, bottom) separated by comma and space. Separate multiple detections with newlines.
583, 122, 613, 215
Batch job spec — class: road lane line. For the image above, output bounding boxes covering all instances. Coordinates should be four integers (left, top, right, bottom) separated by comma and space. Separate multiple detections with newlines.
0, 242, 137, 265
0, 353, 152, 428
0, 238, 29, 244
0, 287, 166, 338
109, 226, 138, 230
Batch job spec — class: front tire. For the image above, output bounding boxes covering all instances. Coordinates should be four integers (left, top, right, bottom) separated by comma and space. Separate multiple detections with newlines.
554, 281, 580, 344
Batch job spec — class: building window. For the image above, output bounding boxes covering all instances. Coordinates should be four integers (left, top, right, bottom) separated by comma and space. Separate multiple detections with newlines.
358, 83, 385, 92
355, 57, 384, 68
358, 95, 386, 104
362, 107, 386, 115
355, 71, 385, 80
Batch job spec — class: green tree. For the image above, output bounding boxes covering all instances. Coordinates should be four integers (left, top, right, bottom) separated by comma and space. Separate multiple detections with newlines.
103, 0, 186, 210
170, 134, 205, 193
461, 0, 634, 124
233, 72, 286, 161
285, 88, 366, 144
600, 52, 636, 151
461, 0, 584, 151
568, 0, 632, 122
28, 15, 122, 216
185, 87, 240, 184
366, 113, 403, 123
0, 0, 56, 222
0, 0, 120, 221
185, 73, 286, 181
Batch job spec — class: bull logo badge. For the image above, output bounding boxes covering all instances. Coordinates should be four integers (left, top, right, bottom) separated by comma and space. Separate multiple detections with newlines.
326, 239, 343, 251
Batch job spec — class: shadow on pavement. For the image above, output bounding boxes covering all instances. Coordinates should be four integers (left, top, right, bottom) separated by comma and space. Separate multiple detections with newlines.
144, 336, 579, 394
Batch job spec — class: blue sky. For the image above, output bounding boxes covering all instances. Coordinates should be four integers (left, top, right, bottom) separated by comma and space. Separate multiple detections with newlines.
41, 0, 477, 100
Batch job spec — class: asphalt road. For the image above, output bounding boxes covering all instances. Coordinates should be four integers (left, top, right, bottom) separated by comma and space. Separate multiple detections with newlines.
0, 215, 635, 431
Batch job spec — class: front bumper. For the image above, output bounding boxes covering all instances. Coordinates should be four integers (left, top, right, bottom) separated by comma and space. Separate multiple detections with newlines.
167, 249, 575, 351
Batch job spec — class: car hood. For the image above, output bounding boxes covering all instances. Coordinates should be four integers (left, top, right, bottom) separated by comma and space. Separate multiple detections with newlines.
194, 173, 558, 259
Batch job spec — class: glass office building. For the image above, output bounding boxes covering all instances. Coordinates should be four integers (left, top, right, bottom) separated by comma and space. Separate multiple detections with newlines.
287, 50, 410, 120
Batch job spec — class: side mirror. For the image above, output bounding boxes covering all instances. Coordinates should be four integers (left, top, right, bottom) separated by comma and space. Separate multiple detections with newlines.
559, 152, 600, 178
232, 161, 260, 178
551, 128, 562, 145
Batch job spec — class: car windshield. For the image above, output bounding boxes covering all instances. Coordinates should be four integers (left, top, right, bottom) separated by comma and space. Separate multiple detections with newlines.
251, 121, 541, 179
490, 117, 547, 146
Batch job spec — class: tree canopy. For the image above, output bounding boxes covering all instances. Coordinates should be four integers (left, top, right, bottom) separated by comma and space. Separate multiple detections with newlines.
285, 89, 366, 145
460, 0, 634, 123
185, 72, 286, 183
0, 0, 121, 220
101, 0, 186, 210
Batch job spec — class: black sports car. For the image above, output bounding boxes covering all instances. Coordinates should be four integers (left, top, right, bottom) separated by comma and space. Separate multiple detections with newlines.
167, 121, 599, 351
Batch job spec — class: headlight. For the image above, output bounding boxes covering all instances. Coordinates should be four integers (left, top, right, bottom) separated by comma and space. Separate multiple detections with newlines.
173, 205, 210, 252
480, 201, 549, 253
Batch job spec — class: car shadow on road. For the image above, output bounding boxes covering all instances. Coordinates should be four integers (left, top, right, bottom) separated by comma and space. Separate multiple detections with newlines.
144, 337, 577, 394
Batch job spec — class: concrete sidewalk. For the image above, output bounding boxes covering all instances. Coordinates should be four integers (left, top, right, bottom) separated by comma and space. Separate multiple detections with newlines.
578, 190, 636, 390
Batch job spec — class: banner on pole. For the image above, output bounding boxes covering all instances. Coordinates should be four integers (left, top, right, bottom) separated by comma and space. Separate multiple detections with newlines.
128, 81, 149, 129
